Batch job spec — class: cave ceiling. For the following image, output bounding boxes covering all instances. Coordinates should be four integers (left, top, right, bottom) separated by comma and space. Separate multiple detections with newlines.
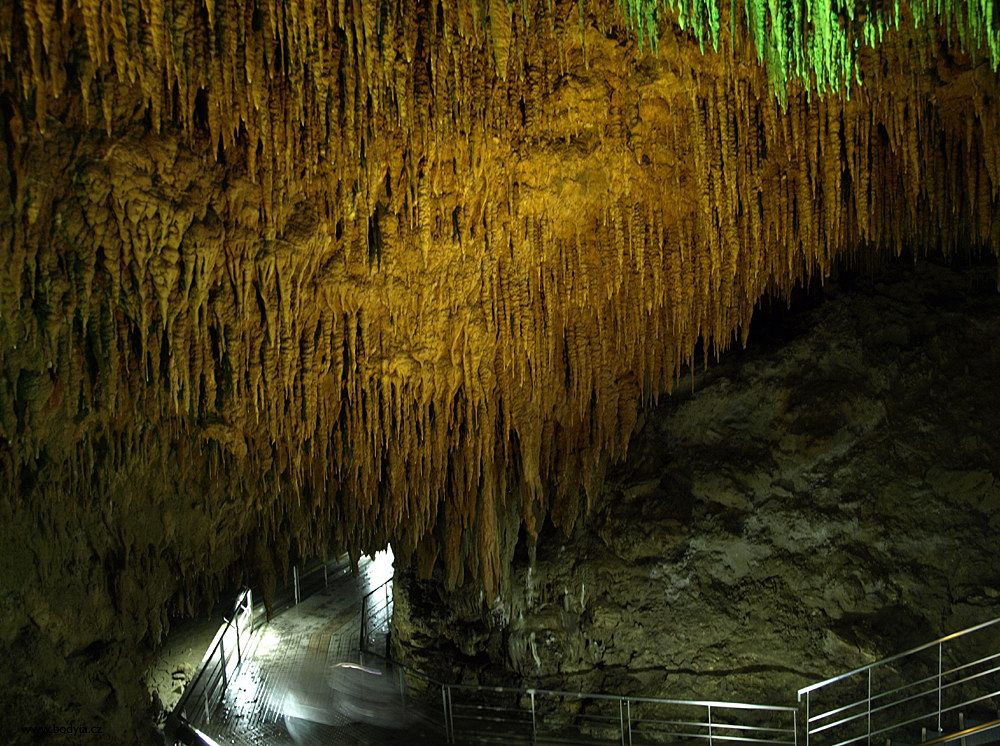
1, 0, 999, 609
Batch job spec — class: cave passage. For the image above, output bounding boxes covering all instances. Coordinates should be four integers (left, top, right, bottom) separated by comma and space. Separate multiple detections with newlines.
159, 550, 398, 744
2, 0, 1000, 743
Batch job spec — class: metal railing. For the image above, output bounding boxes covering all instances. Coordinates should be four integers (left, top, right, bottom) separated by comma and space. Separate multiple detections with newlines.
170, 565, 1000, 746
165, 588, 254, 744
359, 578, 1000, 746
267, 556, 343, 619
357, 645, 798, 746
165, 556, 345, 745
798, 617, 1000, 746
441, 685, 799, 746
359, 577, 393, 657
357, 578, 797, 745
920, 717, 1000, 746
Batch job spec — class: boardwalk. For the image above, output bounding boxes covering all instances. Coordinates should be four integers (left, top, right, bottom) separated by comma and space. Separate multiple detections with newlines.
190, 552, 439, 746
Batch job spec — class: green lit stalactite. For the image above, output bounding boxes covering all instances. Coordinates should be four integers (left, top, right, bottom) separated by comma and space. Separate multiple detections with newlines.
615, 0, 1000, 101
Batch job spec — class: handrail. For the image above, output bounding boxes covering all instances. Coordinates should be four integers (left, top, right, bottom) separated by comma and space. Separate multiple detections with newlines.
797, 613, 1000, 746
444, 683, 799, 712
443, 685, 798, 746
798, 617, 1000, 698
166, 555, 345, 745
426, 615, 1000, 746
173, 566, 1000, 746
807, 657, 1000, 734
357, 580, 797, 745
361, 577, 392, 605
266, 556, 345, 619
165, 587, 253, 744
359, 576, 393, 656
363, 662, 797, 745
919, 718, 1000, 746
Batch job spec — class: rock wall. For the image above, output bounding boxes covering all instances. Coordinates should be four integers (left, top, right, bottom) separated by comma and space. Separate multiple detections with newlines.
1, 0, 1000, 741
392, 259, 1000, 706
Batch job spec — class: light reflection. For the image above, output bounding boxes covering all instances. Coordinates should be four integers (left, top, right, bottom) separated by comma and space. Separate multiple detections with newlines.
249, 625, 282, 658
192, 726, 224, 746
364, 546, 395, 592
280, 656, 414, 743
226, 657, 266, 713
219, 548, 402, 742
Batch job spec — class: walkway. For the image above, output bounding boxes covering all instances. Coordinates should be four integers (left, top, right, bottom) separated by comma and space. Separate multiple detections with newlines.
188, 552, 439, 746
173, 551, 1000, 746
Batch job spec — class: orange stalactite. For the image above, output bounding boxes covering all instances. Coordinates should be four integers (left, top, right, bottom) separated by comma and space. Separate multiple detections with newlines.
0, 0, 999, 621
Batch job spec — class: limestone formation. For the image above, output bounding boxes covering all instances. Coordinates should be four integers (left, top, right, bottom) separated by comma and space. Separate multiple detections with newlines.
391, 260, 1000, 708
0, 0, 999, 741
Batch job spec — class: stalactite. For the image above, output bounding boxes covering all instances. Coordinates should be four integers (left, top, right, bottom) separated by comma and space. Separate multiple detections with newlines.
1, 0, 999, 617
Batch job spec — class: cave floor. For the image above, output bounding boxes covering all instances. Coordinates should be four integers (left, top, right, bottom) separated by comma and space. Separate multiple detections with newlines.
189, 552, 440, 745
149, 615, 224, 729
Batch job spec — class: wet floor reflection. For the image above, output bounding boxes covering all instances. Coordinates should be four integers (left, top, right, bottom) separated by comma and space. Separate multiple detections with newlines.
282, 659, 416, 743
192, 549, 443, 744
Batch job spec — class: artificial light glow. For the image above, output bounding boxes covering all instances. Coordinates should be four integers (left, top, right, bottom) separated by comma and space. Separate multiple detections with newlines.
365, 546, 394, 593
192, 727, 224, 746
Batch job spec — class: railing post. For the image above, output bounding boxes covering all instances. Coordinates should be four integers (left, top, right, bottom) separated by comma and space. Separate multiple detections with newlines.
805, 692, 810, 746
620, 698, 626, 746
235, 611, 242, 666
530, 689, 537, 743
709, 704, 714, 746
359, 597, 367, 652
447, 685, 455, 743
293, 565, 300, 605
868, 667, 873, 745
937, 642, 943, 733
383, 583, 389, 657
794, 707, 799, 746
627, 699, 633, 746
442, 685, 452, 743
220, 637, 227, 690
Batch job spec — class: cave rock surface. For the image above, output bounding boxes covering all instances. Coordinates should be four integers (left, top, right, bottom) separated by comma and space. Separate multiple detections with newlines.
392, 260, 1000, 706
